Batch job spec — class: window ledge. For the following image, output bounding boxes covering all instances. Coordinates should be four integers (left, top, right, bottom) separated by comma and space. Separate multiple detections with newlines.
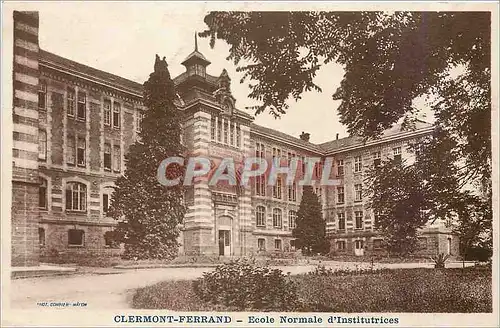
66, 210, 87, 215
68, 245, 85, 248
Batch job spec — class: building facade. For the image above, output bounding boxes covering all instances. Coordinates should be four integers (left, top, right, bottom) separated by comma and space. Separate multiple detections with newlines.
10, 11, 459, 266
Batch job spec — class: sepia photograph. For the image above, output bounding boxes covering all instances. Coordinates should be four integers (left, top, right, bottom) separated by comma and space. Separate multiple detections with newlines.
1, 1, 498, 327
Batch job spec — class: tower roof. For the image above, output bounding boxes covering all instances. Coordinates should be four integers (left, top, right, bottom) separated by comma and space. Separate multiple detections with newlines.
181, 33, 211, 67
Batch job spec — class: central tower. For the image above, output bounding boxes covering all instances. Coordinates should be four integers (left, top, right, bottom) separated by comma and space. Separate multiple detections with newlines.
176, 33, 254, 257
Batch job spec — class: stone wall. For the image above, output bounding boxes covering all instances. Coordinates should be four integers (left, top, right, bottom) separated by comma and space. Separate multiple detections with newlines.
12, 11, 41, 266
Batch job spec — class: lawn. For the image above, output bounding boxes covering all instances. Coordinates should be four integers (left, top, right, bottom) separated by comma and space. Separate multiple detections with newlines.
132, 267, 492, 313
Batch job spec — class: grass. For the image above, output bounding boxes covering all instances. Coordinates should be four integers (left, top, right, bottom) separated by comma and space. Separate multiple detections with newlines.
132, 267, 492, 313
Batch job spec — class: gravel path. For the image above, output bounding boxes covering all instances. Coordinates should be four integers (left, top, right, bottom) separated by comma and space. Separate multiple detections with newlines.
10, 261, 473, 309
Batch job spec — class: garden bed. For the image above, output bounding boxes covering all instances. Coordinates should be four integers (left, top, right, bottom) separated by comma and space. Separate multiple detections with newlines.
132, 266, 492, 313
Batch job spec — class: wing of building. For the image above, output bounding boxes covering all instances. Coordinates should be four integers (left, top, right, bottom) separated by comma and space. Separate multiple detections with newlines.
10, 11, 458, 266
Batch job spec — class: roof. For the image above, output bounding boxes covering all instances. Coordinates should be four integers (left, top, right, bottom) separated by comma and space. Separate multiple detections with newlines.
318, 120, 433, 153
251, 120, 433, 154
39, 49, 433, 153
181, 50, 211, 67
173, 71, 219, 87
250, 123, 324, 153
39, 49, 145, 96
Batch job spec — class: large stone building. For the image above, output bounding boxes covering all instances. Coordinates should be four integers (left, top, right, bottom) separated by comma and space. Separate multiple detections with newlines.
11, 11, 459, 266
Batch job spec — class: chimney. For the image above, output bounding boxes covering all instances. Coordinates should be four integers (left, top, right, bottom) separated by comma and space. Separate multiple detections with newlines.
336, 133, 339, 140
299, 132, 310, 142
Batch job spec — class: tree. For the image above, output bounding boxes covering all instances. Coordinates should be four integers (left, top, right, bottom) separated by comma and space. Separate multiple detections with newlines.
200, 11, 490, 187
367, 157, 429, 255
201, 11, 492, 255
108, 55, 186, 260
293, 186, 329, 255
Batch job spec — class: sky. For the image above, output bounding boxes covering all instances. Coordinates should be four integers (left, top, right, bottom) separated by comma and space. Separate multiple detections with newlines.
33, 3, 348, 144
30, 2, 438, 144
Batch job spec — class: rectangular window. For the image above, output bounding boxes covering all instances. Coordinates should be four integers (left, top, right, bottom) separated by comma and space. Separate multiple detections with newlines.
113, 102, 121, 128
217, 119, 222, 142
338, 213, 346, 230
223, 120, 228, 144
38, 129, 47, 161
103, 99, 111, 126
104, 143, 111, 170
113, 145, 121, 172
236, 125, 241, 148
230, 122, 235, 146
39, 228, 45, 246
393, 147, 402, 162
66, 136, 75, 165
315, 187, 322, 198
337, 186, 344, 204
68, 229, 84, 246
315, 162, 322, 178
288, 182, 297, 202
354, 156, 362, 173
337, 159, 344, 176
77, 137, 86, 166
259, 143, 265, 158
273, 176, 282, 199
255, 143, 266, 196
136, 111, 144, 132
256, 206, 266, 227
355, 184, 362, 202
373, 151, 381, 167
211, 116, 216, 140
301, 156, 306, 176
274, 239, 282, 251
39, 178, 47, 209
258, 238, 266, 251
103, 194, 109, 215
38, 81, 47, 110
65, 182, 86, 211
273, 209, 282, 228
67, 88, 75, 117
336, 240, 346, 250
288, 210, 297, 229
355, 211, 363, 229
290, 239, 296, 251
77, 92, 86, 120
374, 212, 381, 229
255, 175, 266, 196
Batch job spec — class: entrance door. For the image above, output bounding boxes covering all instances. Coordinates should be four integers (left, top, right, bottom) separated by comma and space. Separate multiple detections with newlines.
218, 230, 231, 256
354, 240, 364, 256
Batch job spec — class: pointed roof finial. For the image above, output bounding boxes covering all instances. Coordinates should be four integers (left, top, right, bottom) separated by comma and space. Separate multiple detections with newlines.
195, 32, 198, 51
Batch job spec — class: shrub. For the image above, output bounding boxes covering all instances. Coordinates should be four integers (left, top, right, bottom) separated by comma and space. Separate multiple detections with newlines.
464, 246, 492, 262
431, 253, 450, 268
192, 259, 300, 311
308, 263, 392, 277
